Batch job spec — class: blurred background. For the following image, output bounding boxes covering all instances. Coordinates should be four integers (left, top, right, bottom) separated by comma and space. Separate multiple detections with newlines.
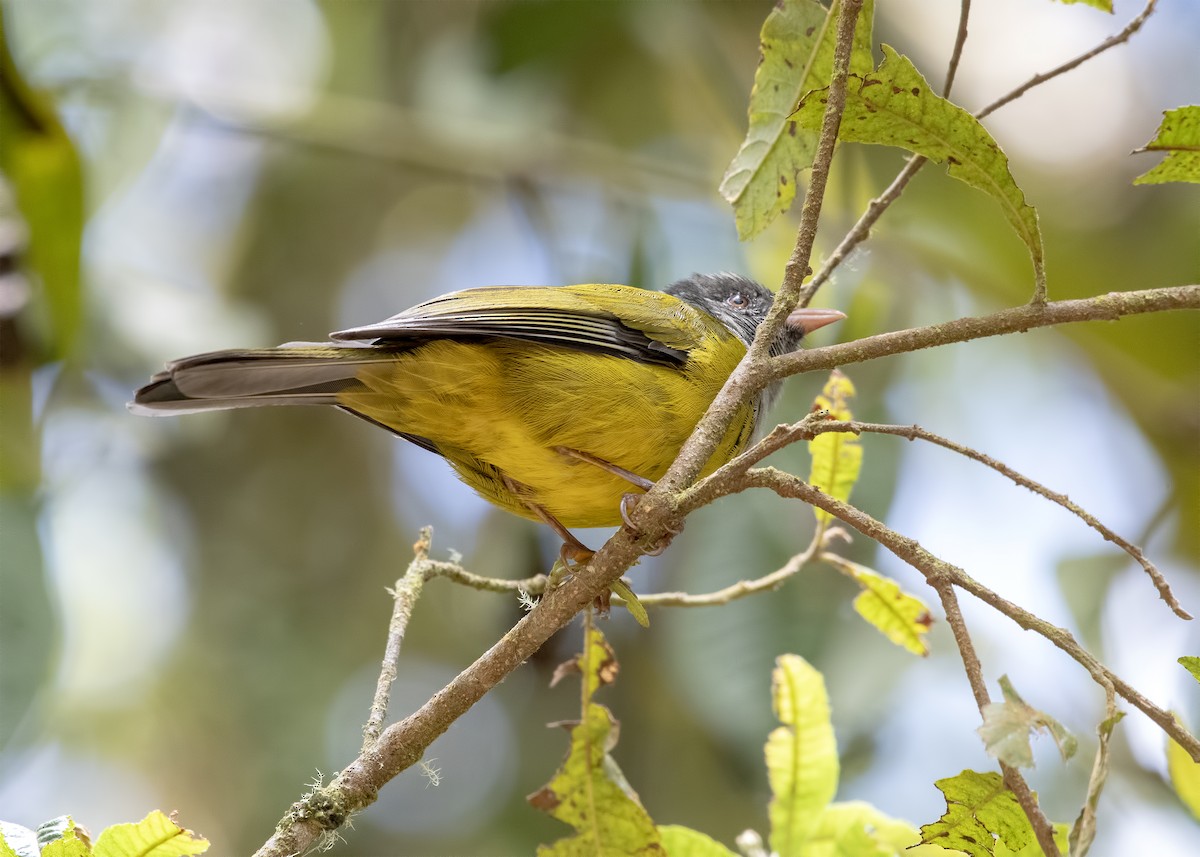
1, 0, 1197, 853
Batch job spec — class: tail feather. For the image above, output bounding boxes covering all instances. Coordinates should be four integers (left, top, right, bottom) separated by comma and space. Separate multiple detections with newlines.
130, 345, 389, 416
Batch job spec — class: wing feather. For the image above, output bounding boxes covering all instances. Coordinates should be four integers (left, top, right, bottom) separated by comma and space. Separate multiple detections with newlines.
329, 285, 719, 367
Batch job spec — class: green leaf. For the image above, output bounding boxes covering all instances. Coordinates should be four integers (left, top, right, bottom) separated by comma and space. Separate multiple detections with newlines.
533, 626, 663, 856
1178, 656, 1200, 685
803, 802, 961, 856
611, 579, 649, 628
1050, 0, 1112, 11
531, 704, 663, 856
919, 770, 1034, 856
793, 45, 1045, 295
1167, 716, 1200, 821
766, 655, 839, 856
825, 558, 932, 656
992, 823, 1069, 856
91, 812, 208, 857
720, 0, 875, 240
977, 676, 1077, 769
808, 370, 862, 526
0, 822, 39, 857
657, 826, 737, 857
1133, 106, 1200, 185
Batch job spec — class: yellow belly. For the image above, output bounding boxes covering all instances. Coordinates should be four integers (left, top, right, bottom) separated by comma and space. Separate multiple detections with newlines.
338, 339, 754, 527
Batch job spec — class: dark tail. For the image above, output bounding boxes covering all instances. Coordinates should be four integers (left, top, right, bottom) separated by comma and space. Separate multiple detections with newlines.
130, 344, 388, 415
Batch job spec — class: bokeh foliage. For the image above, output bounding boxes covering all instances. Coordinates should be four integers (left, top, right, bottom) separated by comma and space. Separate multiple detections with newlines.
0, 1, 1196, 854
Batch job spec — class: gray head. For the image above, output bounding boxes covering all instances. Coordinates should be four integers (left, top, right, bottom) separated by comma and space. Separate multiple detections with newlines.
664, 272, 843, 357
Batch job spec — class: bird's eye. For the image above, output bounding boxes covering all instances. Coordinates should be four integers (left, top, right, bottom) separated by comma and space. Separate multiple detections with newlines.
726, 293, 748, 308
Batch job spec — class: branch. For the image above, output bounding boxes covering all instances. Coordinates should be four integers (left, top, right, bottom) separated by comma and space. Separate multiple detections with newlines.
773, 285, 1200, 382
934, 580, 1061, 856
362, 528, 432, 752
728, 468, 1200, 762
622, 529, 829, 608
641, 0, 864, 504
975, 0, 1157, 120
798, 0, 1158, 308
754, 419, 1189, 620
254, 7, 870, 853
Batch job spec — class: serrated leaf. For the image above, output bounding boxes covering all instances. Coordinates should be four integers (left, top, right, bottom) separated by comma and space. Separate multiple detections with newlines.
92, 811, 208, 857
920, 770, 1033, 857
977, 676, 1076, 769
808, 370, 862, 526
766, 655, 838, 856
826, 557, 932, 656
532, 626, 663, 856
1178, 656, 1200, 685
1133, 106, 1200, 185
793, 45, 1044, 293
993, 823, 1069, 856
804, 801, 961, 856
1167, 716, 1200, 821
657, 826, 737, 857
0, 822, 39, 857
720, 0, 875, 240
531, 704, 663, 856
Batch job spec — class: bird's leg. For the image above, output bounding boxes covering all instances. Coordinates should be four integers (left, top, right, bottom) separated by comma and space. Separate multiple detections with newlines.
553, 446, 655, 491
554, 446, 683, 556
503, 472, 595, 568
525, 502, 611, 612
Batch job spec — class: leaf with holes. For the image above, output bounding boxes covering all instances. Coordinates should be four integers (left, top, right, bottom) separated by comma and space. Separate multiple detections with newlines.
720, 0, 875, 240
793, 45, 1045, 293
920, 770, 1034, 856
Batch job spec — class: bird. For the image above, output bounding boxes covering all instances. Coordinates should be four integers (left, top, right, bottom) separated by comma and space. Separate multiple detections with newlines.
132, 272, 845, 561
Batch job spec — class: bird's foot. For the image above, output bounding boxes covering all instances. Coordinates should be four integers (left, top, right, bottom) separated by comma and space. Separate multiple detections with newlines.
620, 493, 683, 556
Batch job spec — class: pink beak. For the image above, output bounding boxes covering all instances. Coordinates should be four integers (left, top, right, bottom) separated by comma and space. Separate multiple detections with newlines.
786, 307, 847, 336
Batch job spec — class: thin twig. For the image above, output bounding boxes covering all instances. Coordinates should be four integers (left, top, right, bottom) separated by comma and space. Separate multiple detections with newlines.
773, 285, 1200, 384
798, 0, 1158, 308
801, 420, 1188, 619
253, 7, 869, 853
934, 580, 1061, 856
362, 528, 432, 752
709, 467, 1200, 762
774, 0, 865, 309
975, 0, 1158, 120
942, 0, 973, 99
426, 560, 549, 596
621, 530, 827, 608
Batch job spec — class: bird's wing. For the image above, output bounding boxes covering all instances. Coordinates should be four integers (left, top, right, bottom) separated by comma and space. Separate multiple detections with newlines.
330, 285, 721, 367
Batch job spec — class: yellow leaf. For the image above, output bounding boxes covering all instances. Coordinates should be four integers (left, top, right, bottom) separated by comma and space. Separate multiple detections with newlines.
92, 811, 208, 857
1167, 718, 1200, 821
766, 655, 838, 855
827, 557, 932, 657
808, 370, 862, 526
